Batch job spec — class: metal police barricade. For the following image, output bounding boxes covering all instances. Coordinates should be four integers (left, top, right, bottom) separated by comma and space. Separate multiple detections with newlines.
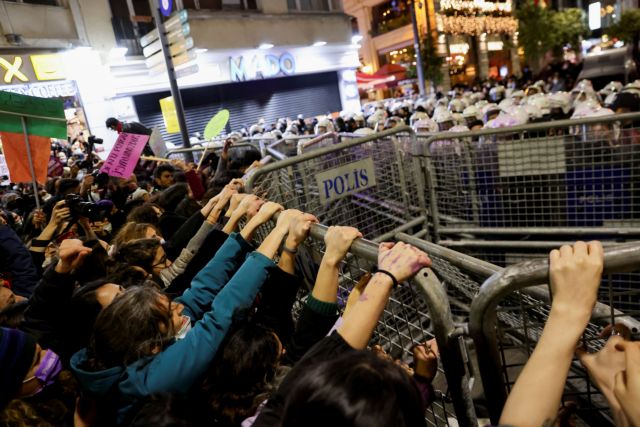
266, 135, 318, 160
164, 142, 259, 163
419, 112, 640, 246
249, 216, 479, 426
469, 242, 640, 425
245, 126, 429, 241
296, 132, 339, 155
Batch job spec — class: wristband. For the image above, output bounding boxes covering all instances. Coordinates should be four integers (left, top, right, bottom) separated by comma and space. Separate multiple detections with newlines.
31, 239, 50, 248
373, 268, 399, 288
282, 245, 298, 255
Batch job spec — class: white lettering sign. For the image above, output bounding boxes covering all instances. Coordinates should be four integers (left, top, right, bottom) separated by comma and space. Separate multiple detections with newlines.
315, 158, 377, 205
0, 81, 77, 99
230, 52, 296, 82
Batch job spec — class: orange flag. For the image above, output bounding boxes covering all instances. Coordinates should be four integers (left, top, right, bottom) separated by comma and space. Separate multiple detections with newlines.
1, 132, 50, 184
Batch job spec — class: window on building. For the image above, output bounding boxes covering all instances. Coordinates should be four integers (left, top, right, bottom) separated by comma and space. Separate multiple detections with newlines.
182, 0, 258, 10
371, 0, 411, 37
288, 0, 342, 11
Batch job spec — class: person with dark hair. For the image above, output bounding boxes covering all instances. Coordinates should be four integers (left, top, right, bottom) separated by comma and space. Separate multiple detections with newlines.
0, 219, 39, 310
71, 204, 306, 424
253, 242, 433, 427
126, 203, 163, 228
124, 394, 207, 427
153, 164, 176, 193
0, 327, 63, 410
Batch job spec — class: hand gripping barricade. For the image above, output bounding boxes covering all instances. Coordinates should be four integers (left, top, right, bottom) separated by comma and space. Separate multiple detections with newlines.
246, 213, 480, 427
245, 126, 429, 242
417, 112, 640, 266
469, 242, 640, 426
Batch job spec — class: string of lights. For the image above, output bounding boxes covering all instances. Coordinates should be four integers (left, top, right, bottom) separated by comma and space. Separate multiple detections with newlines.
439, 0, 512, 14
436, 14, 518, 35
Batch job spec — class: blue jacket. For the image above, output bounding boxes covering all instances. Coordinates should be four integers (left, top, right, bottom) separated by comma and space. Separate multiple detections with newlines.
70, 232, 274, 423
0, 225, 38, 297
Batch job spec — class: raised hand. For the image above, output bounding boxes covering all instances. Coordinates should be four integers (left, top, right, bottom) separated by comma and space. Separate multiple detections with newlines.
285, 212, 318, 248
613, 341, 640, 426
549, 241, 603, 324
323, 226, 362, 265
56, 238, 92, 274
50, 200, 72, 228
377, 242, 431, 283
413, 339, 439, 381
252, 201, 284, 225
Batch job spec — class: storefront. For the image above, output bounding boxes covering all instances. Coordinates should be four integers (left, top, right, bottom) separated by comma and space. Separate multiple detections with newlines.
107, 44, 361, 146
0, 52, 90, 142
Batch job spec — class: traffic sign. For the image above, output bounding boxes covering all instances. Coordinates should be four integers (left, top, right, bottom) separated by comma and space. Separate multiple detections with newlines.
160, 0, 172, 17
142, 24, 190, 57
140, 10, 188, 47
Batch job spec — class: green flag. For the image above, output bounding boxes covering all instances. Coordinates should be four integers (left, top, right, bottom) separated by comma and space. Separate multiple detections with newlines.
0, 91, 66, 139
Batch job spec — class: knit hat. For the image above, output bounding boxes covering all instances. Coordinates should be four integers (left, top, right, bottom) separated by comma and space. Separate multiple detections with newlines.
0, 327, 37, 409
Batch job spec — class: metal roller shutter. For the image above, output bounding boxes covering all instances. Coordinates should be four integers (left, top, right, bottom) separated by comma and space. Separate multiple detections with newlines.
134, 71, 342, 147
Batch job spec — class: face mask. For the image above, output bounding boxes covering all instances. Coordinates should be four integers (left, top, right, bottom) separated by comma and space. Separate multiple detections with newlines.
175, 315, 192, 340
22, 350, 62, 396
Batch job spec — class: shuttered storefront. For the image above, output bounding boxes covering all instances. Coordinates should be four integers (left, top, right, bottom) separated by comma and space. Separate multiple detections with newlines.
134, 71, 342, 147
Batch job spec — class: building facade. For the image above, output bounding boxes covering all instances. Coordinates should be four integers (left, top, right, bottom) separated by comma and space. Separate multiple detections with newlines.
345, 0, 522, 89
0, 0, 360, 150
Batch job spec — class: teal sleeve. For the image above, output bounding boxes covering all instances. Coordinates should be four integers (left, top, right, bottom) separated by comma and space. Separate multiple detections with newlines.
140, 252, 274, 394
176, 232, 252, 321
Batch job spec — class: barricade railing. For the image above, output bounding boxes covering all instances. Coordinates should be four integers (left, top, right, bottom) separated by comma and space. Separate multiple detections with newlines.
247, 215, 478, 426
468, 242, 640, 425
416, 112, 640, 245
296, 132, 339, 155
245, 126, 429, 241
164, 142, 259, 162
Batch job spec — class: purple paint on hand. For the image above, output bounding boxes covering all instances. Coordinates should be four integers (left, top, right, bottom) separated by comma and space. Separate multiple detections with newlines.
358, 294, 369, 302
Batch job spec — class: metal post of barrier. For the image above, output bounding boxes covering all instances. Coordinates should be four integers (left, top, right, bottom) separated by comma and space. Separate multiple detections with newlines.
412, 270, 478, 427
468, 242, 640, 424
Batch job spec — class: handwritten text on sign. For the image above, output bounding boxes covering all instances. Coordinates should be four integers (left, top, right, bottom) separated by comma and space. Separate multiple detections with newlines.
100, 133, 150, 179
315, 157, 377, 205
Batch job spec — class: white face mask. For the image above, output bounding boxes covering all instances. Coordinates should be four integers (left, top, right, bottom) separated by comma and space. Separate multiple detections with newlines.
175, 315, 192, 340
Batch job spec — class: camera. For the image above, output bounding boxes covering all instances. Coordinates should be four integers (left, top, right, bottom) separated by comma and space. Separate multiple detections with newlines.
64, 194, 109, 222
88, 135, 103, 145
90, 170, 110, 187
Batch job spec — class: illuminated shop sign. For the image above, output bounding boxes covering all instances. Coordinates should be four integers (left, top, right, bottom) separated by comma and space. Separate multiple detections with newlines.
229, 52, 296, 82
0, 54, 66, 84
0, 81, 78, 99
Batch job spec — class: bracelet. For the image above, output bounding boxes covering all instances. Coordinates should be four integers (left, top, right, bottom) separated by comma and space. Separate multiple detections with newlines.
282, 245, 298, 255
373, 268, 399, 288
31, 239, 50, 248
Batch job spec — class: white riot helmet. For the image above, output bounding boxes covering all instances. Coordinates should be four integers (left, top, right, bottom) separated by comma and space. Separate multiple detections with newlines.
354, 127, 375, 136
599, 81, 623, 97
285, 123, 300, 135
509, 90, 525, 103
622, 80, 640, 97
547, 92, 572, 115
315, 118, 335, 134
249, 124, 264, 136
499, 98, 516, 112
571, 102, 612, 119
462, 105, 482, 125
481, 103, 501, 123
410, 111, 429, 126
366, 110, 386, 130
449, 99, 465, 113
572, 90, 600, 109
604, 92, 618, 108
448, 124, 470, 132
412, 118, 438, 133
526, 94, 551, 118
433, 109, 455, 131
489, 85, 506, 102
227, 131, 243, 142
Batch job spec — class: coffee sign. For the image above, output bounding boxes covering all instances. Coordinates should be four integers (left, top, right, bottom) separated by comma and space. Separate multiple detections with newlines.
0, 54, 66, 85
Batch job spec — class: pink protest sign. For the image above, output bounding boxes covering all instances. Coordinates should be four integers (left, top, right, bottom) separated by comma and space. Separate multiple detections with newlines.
100, 133, 150, 179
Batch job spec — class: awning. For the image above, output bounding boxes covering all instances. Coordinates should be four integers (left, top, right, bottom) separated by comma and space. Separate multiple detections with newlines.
356, 64, 407, 90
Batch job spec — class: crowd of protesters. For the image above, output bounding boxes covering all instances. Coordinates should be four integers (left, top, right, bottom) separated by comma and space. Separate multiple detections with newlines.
0, 77, 639, 427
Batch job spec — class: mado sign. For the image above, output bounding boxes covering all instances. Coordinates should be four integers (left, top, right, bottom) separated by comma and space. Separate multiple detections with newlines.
230, 52, 295, 82
315, 158, 377, 205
